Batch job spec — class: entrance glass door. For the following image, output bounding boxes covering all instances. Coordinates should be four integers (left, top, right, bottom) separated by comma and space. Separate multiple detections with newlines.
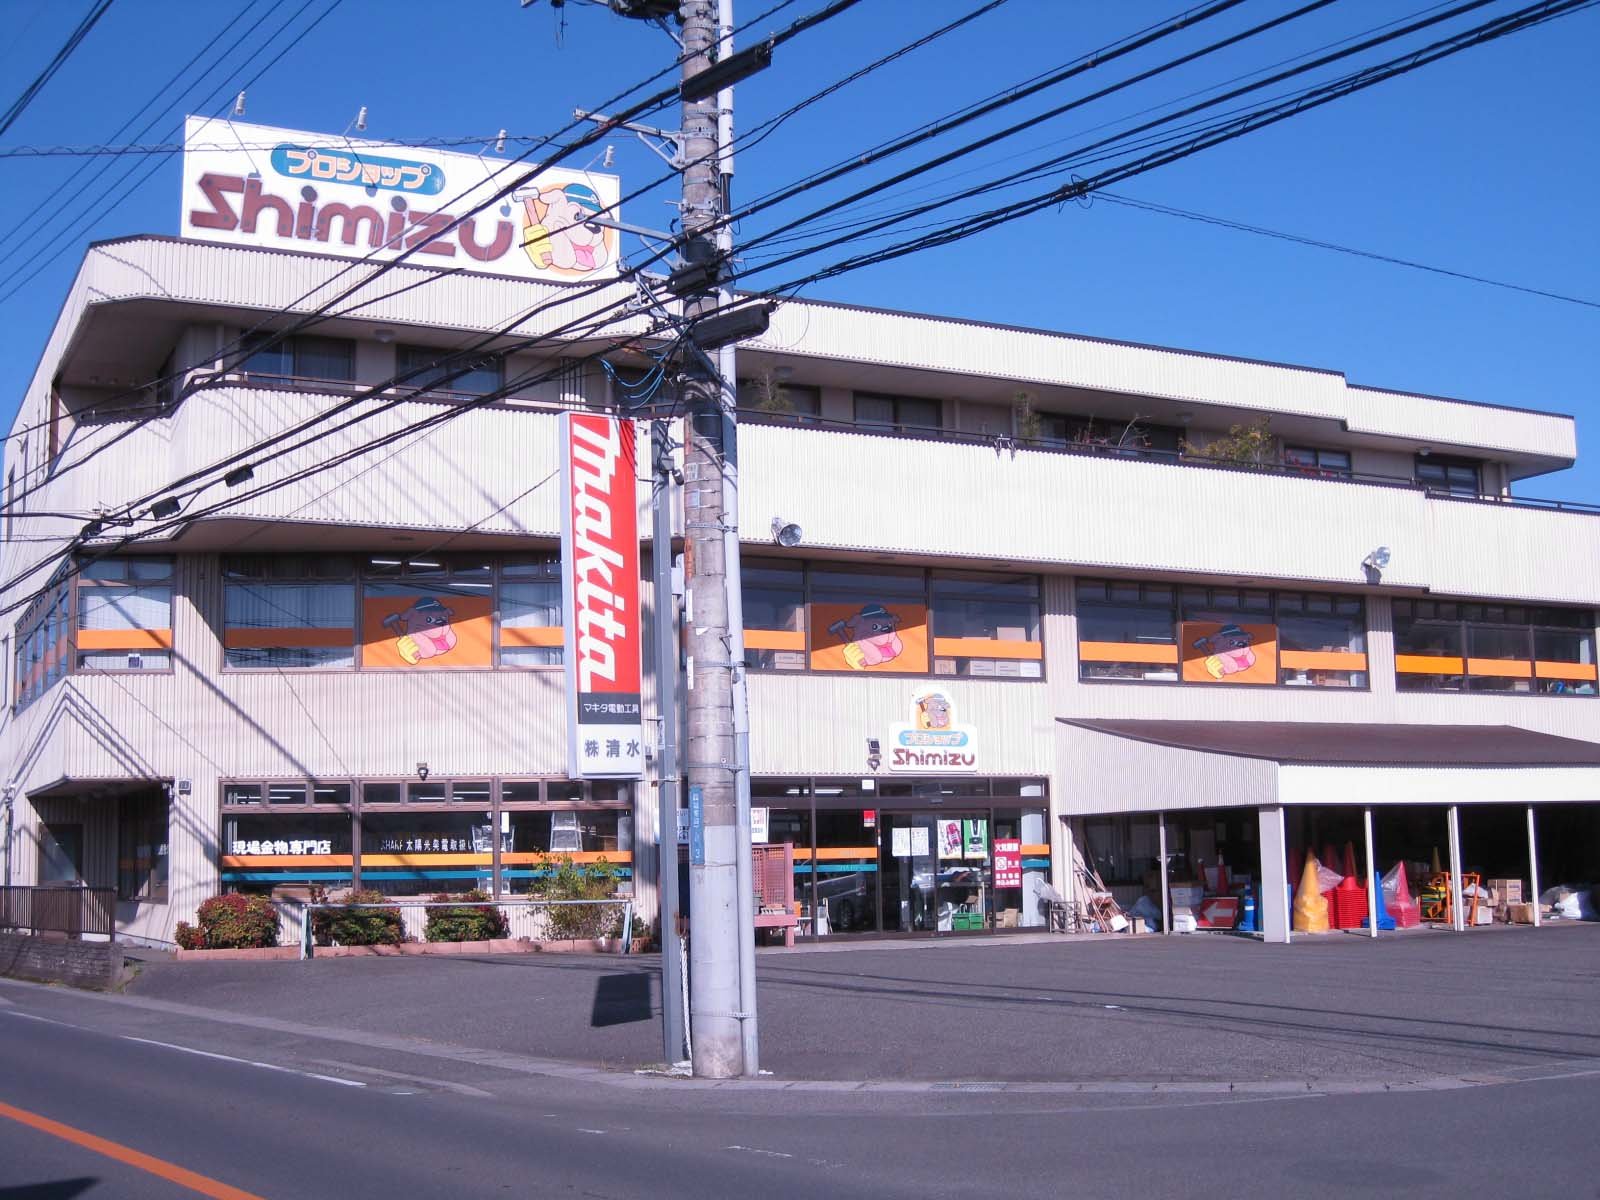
878, 813, 935, 932
934, 814, 990, 932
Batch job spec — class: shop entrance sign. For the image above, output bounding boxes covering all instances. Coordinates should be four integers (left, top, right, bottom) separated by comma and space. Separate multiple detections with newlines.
887, 687, 977, 773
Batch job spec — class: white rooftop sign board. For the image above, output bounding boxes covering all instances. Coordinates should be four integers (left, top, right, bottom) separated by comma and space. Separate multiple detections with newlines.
179, 116, 621, 282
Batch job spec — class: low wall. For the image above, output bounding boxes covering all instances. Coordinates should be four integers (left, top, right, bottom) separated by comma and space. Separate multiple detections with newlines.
0, 932, 123, 990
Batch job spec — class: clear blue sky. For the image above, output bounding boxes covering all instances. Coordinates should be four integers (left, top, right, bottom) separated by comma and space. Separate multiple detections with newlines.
1, 0, 1595, 501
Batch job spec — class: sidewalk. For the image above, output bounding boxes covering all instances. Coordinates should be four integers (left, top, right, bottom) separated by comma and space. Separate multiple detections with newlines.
121, 924, 1600, 1084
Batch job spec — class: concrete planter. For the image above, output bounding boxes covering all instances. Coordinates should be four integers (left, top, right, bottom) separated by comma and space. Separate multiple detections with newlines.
172, 945, 301, 962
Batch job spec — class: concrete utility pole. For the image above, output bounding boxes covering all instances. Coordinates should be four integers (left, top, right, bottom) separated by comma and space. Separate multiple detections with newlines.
680, 0, 746, 1079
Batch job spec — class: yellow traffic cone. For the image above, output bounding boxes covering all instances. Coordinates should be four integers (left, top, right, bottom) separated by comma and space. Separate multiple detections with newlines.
1293, 854, 1330, 933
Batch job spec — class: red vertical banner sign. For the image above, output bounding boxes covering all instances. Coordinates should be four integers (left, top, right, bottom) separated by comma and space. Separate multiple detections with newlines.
993, 838, 1023, 888
560, 412, 645, 778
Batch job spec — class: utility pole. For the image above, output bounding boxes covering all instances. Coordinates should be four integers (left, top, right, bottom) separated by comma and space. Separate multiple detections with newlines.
679, 0, 745, 1080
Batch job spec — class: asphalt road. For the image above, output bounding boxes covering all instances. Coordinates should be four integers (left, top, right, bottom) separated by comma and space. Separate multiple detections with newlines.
4, 927, 1599, 1196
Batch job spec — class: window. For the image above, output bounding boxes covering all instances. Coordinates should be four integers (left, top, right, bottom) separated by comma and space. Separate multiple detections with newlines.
220, 555, 563, 671
854, 392, 941, 435
1394, 600, 1595, 695
223, 555, 357, 669
13, 575, 70, 709
1284, 446, 1352, 477
1076, 578, 1368, 687
741, 561, 1043, 678
738, 378, 821, 425
499, 556, 563, 666
77, 557, 172, 671
118, 793, 168, 902
1415, 455, 1481, 497
39, 822, 83, 884
931, 572, 1042, 678
240, 333, 355, 383
396, 343, 503, 396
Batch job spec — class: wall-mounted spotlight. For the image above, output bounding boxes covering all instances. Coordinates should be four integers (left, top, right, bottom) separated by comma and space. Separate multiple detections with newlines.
771, 517, 802, 547
602, 144, 615, 168
866, 738, 881, 772
416, 762, 430, 781
354, 106, 368, 132
224, 465, 255, 487
149, 497, 181, 520
494, 129, 507, 154
232, 91, 246, 117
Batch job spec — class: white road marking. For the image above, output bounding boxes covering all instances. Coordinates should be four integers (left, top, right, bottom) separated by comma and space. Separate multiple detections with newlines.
121, 1036, 365, 1088
1, 1011, 72, 1026
307, 1059, 495, 1098
726, 1145, 794, 1159
576, 1128, 608, 1135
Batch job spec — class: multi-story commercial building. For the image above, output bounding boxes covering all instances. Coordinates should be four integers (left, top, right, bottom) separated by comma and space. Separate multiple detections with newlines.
4, 228, 1598, 947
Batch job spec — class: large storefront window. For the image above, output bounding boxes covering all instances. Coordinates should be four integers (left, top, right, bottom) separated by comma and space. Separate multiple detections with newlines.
742, 561, 1042, 679
220, 778, 631, 897
752, 777, 1049, 937
1077, 578, 1367, 687
1394, 600, 1596, 695
221, 554, 564, 671
77, 557, 173, 671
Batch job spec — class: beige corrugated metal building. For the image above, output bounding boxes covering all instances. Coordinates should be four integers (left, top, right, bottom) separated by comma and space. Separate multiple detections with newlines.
3, 234, 1597, 947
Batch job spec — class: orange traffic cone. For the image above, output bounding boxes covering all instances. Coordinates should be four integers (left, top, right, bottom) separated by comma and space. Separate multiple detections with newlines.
1342, 841, 1359, 883
1293, 854, 1330, 933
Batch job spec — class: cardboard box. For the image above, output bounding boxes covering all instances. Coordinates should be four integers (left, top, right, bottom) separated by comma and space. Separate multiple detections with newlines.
1506, 901, 1535, 925
1169, 885, 1205, 908
1487, 879, 1523, 903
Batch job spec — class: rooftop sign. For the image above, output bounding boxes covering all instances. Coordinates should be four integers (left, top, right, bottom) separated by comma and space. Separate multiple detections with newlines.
180, 116, 621, 282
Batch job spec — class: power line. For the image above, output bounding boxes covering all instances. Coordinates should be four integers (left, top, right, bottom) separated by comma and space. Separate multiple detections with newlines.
0, 0, 116, 138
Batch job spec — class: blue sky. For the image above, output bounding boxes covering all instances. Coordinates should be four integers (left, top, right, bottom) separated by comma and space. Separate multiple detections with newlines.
1, 0, 1595, 501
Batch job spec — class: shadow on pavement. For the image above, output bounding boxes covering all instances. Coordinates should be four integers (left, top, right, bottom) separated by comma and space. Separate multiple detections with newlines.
591, 972, 656, 1026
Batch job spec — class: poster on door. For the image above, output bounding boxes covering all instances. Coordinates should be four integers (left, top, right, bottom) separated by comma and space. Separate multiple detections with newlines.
994, 838, 1022, 888
937, 819, 964, 860
963, 818, 988, 860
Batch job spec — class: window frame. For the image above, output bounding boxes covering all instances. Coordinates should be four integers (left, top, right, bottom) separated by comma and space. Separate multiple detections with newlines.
1393, 599, 1596, 697
742, 558, 1044, 681
70, 557, 176, 681
1075, 577, 1370, 690
1283, 445, 1353, 477
852, 391, 944, 436
238, 332, 356, 385
1414, 455, 1482, 498
395, 343, 505, 397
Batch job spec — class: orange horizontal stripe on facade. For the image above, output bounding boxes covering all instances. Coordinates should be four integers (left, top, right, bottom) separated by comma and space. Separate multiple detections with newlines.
1078, 640, 1179, 665
500, 625, 564, 648
932, 636, 1042, 660
1278, 650, 1369, 671
1466, 658, 1533, 679
76, 628, 173, 651
1395, 654, 1464, 674
815, 846, 878, 860
500, 851, 632, 865
223, 627, 354, 649
1022, 844, 1049, 855
1535, 660, 1598, 681
745, 628, 805, 651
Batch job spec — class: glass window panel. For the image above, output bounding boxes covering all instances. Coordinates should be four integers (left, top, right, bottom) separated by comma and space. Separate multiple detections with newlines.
128, 558, 173, 581
78, 650, 170, 671
268, 784, 308, 805
396, 344, 502, 395
453, 781, 492, 806
408, 782, 448, 804
810, 566, 925, 600
363, 782, 403, 806
854, 394, 895, 428
500, 580, 563, 667
223, 783, 263, 807
294, 336, 354, 382
1469, 626, 1529, 661
240, 334, 291, 376
311, 783, 352, 806
502, 781, 542, 804
359, 811, 492, 897
79, 585, 169, 630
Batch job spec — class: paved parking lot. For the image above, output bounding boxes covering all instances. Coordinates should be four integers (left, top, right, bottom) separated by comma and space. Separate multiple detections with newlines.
124, 924, 1600, 1083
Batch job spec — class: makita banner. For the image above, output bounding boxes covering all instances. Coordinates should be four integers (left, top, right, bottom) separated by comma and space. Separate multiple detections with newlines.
559, 412, 644, 779
180, 116, 620, 282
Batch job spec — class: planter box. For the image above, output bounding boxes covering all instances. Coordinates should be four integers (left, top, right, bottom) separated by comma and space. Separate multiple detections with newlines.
173, 946, 301, 962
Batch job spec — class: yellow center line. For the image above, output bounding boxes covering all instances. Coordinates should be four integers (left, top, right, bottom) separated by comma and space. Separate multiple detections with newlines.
0, 1099, 267, 1200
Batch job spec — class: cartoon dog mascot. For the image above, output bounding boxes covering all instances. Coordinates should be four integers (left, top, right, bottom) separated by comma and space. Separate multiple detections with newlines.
1193, 623, 1256, 679
383, 596, 458, 665
829, 603, 904, 670
520, 183, 610, 274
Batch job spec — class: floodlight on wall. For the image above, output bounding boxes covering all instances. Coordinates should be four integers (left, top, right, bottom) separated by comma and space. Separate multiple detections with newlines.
416, 762, 430, 781
149, 497, 181, 520
1363, 546, 1391, 571
771, 517, 803, 547
866, 738, 882, 772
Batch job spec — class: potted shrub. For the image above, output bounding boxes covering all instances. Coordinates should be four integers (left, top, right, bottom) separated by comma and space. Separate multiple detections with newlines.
1182, 417, 1276, 469
309, 886, 405, 947
527, 854, 626, 943
175, 893, 281, 950
423, 890, 509, 943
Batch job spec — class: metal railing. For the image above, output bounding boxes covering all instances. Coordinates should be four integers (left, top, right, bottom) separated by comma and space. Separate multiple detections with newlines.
279, 897, 635, 961
736, 407, 1600, 517
0, 885, 117, 941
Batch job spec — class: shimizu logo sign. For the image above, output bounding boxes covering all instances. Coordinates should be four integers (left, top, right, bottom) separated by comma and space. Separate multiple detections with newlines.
560, 412, 644, 779
887, 687, 977, 773
179, 116, 620, 282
